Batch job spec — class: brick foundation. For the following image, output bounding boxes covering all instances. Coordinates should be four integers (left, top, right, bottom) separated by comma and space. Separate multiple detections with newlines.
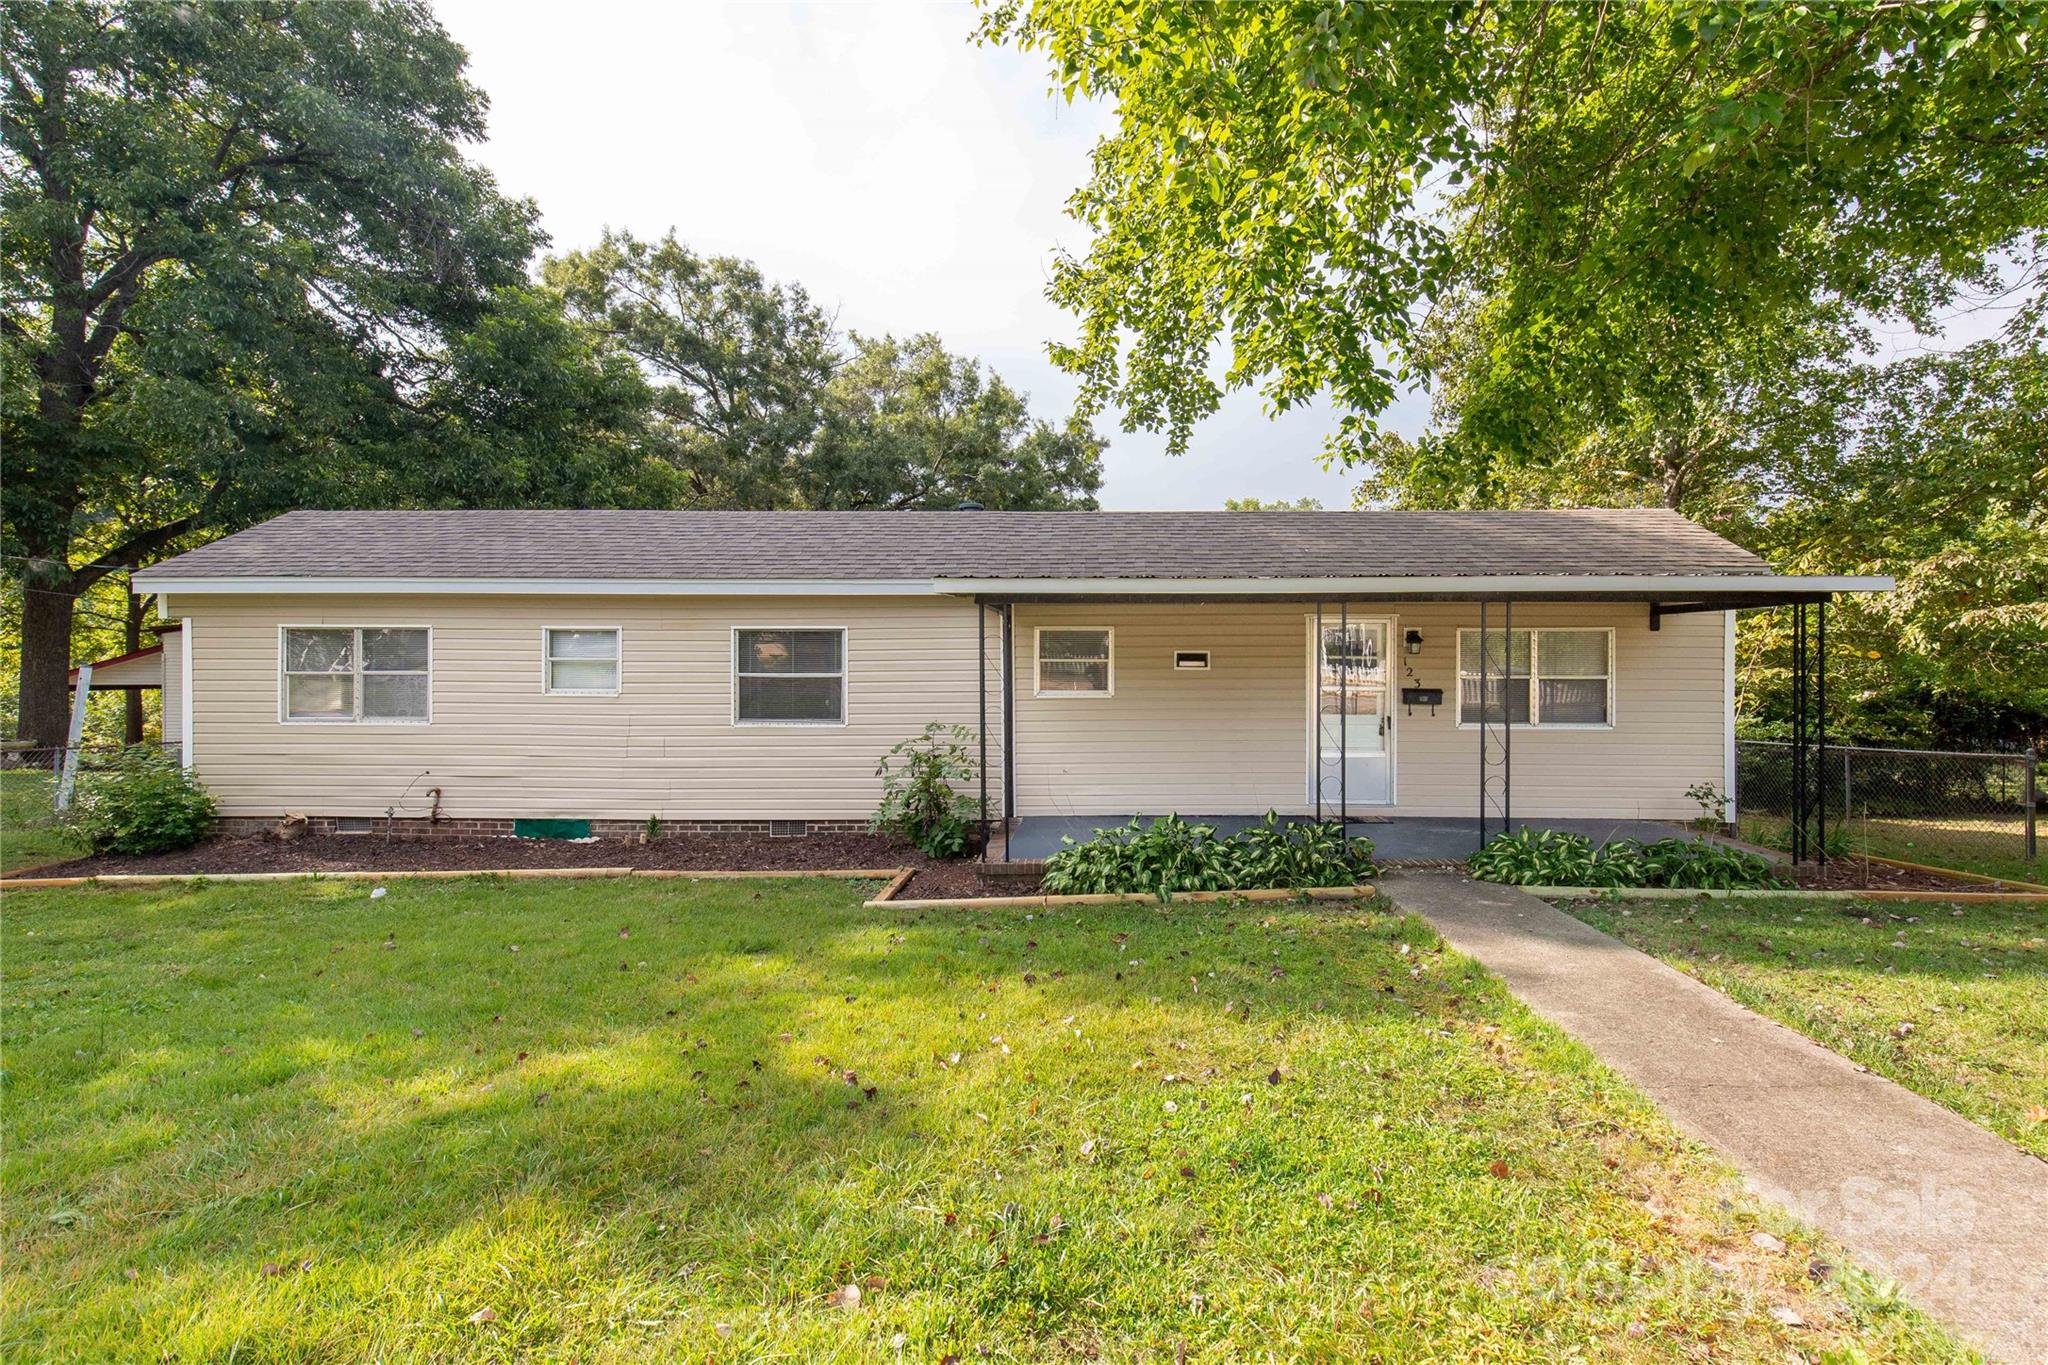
217, 815, 872, 841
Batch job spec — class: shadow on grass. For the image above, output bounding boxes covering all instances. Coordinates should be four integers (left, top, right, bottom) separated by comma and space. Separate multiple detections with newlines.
1, 876, 1971, 1362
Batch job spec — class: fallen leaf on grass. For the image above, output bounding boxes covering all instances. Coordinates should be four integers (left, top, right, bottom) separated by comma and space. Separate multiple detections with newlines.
467, 1307, 497, 1325
1488, 1160, 1511, 1179
826, 1283, 861, 1309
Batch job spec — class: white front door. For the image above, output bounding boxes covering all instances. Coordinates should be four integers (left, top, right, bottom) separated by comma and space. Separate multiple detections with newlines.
1309, 616, 1394, 808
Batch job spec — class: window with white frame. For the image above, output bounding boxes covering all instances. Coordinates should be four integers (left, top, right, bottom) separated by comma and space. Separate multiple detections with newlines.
543, 628, 620, 694
1457, 628, 1612, 726
734, 628, 845, 723
282, 627, 431, 723
1036, 627, 1112, 695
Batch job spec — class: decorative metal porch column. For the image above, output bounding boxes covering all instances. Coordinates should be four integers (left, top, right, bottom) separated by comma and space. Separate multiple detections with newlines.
1788, 599, 1828, 866
1476, 600, 1512, 847
1312, 601, 1353, 847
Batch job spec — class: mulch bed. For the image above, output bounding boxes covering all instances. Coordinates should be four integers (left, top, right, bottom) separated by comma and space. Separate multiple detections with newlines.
1777, 855, 2027, 892
29, 830, 933, 881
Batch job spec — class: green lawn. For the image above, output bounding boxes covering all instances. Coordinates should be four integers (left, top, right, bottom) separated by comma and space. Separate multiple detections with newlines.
1568, 895, 2048, 1159
0, 767, 86, 874
4, 877, 1972, 1362
1734, 812, 2042, 886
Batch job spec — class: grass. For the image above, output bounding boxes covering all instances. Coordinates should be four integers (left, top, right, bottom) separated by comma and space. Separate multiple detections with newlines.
1735, 812, 2042, 886
0, 767, 86, 874
1567, 895, 2048, 1159
3, 876, 1974, 1362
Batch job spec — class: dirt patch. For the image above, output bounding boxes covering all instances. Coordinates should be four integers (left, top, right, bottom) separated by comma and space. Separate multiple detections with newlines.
894, 863, 1042, 900
32, 829, 934, 880
1778, 855, 2023, 892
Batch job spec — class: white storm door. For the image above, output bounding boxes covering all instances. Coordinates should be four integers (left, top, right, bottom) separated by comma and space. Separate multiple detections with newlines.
1309, 616, 1394, 807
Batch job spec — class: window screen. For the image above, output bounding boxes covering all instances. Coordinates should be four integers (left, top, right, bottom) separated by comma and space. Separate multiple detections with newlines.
1037, 628, 1112, 694
544, 628, 620, 694
284, 627, 429, 722
734, 628, 845, 723
1457, 628, 1610, 726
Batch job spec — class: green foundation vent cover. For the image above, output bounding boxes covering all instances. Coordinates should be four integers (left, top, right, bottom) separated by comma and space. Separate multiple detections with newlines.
513, 818, 592, 840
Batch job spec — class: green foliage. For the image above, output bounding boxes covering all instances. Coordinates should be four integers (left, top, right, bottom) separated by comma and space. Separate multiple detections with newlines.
546, 232, 1104, 512
983, 1, 2045, 467
811, 333, 1103, 510
1040, 813, 1375, 897
1223, 496, 1322, 511
0, 1, 654, 745
1468, 829, 1782, 891
871, 723, 980, 859
1684, 781, 1730, 828
65, 747, 216, 855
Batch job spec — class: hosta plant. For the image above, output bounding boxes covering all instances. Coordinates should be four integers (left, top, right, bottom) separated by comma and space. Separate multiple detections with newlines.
1040, 812, 1375, 898
1468, 828, 1783, 891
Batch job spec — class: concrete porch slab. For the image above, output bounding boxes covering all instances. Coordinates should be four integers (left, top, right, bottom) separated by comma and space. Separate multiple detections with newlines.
998, 814, 1687, 863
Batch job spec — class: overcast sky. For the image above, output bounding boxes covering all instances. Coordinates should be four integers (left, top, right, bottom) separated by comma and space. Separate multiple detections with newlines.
432, 0, 1417, 509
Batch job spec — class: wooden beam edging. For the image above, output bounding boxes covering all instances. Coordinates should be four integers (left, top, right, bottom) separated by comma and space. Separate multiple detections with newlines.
864, 884, 1377, 911
869, 867, 917, 903
1853, 853, 2048, 894
0, 866, 909, 892
1526, 885, 2048, 904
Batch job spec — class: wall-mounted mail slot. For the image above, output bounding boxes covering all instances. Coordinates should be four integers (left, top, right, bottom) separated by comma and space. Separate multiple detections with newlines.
1400, 687, 1443, 707
1174, 650, 1211, 670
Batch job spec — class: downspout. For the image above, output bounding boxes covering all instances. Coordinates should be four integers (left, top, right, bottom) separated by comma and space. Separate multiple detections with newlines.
1001, 603, 1015, 830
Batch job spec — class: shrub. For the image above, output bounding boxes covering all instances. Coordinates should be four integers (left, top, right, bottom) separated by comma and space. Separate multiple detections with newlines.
871, 723, 979, 858
1040, 812, 1375, 898
1467, 828, 1783, 890
66, 747, 217, 855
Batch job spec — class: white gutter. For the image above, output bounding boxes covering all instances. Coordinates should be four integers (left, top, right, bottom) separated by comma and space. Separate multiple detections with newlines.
134, 575, 942, 597
929, 574, 1895, 597
133, 572, 1895, 598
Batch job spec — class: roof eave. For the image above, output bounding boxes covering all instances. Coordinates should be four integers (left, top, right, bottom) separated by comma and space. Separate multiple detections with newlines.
136, 572, 1893, 601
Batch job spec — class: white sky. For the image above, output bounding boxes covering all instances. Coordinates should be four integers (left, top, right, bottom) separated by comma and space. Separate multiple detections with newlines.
431, 0, 1416, 509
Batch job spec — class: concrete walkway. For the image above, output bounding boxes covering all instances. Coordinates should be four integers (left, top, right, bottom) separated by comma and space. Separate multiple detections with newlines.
1383, 873, 2048, 1364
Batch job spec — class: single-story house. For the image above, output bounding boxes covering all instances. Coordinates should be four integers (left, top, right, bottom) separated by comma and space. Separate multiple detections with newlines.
132, 508, 1887, 855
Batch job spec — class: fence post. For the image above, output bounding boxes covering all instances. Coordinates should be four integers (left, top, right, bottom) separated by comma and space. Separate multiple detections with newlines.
53, 662, 92, 812
2028, 750, 2038, 862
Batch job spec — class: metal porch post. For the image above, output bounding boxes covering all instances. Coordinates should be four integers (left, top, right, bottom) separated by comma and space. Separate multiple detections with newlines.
1790, 603, 1807, 864
1816, 599, 1828, 868
1001, 604, 1015, 827
1339, 600, 1349, 842
1314, 601, 1325, 825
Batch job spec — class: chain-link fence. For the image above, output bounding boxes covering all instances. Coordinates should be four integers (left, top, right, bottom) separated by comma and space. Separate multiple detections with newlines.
1735, 740, 2040, 876
0, 742, 182, 871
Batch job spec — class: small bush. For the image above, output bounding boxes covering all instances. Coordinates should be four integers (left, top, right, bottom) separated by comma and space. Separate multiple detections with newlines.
1040, 812, 1375, 898
871, 723, 979, 858
66, 747, 217, 855
1468, 828, 1782, 890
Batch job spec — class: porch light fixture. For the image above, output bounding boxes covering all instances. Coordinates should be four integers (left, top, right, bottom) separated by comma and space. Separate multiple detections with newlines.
1404, 629, 1424, 656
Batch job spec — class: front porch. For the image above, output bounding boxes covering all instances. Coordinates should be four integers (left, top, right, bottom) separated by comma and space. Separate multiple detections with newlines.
993, 814, 1689, 864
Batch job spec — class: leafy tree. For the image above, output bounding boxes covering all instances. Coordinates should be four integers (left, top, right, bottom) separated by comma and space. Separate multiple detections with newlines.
547, 231, 1103, 511
981, 2, 2046, 476
544, 230, 840, 508
0, 0, 560, 745
1224, 496, 1322, 511
808, 333, 1101, 510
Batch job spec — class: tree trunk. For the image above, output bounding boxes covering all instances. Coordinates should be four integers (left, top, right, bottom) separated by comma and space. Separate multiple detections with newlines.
16, 577, 78, 750
124, 584, 145, 745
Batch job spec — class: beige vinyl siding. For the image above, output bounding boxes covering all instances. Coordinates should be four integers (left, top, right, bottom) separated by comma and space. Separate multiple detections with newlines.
1010, 600, 1726, 820
176, 594, 1004, 822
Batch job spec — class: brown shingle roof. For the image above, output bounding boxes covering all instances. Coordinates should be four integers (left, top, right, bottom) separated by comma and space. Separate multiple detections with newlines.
140, 508, 1769, 581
